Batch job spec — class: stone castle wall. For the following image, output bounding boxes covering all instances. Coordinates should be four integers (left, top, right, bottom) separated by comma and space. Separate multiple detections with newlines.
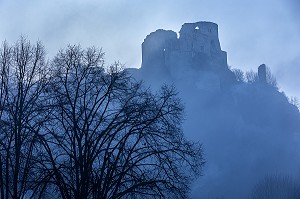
141, 21, 228, 75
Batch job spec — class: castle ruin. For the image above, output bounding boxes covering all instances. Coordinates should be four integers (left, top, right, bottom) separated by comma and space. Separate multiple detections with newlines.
141, 21, 228, 77
139, 21, 269, 90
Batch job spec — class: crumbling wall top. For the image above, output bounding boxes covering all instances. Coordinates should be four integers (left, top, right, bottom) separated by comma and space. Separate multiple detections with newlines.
143, 29, 177, 44
141, 21, 228, 75
179, 21, 219, 38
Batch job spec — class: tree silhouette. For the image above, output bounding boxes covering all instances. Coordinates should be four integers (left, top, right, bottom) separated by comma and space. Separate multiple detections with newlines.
0, 38, 49, 199
33, 45, 204, 199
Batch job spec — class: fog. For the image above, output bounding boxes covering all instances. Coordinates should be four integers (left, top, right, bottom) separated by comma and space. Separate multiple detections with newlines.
1, 1, 300, 198
129, 21, 300, 198
0, 0, 299, 98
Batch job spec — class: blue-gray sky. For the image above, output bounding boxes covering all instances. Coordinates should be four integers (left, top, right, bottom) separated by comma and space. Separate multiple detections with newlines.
0, 0, 299, 98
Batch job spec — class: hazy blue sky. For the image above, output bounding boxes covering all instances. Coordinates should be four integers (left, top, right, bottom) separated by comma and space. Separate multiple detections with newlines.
0, 0, 299, 98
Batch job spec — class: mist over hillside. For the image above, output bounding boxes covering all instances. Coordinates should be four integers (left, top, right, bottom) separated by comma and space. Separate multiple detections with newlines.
127, 21, 300, 199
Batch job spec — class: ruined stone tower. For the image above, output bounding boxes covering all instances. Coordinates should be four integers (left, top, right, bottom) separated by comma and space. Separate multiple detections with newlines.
141, 21, 228, 77
258, 64, 267, 83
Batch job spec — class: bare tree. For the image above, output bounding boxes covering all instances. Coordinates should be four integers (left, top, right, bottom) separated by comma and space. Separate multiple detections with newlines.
0, 38, 49, 199
37, 45, 204, 199
245, 70, 259, 84
0, 41, 11, 199
232, 68, 245, 82
265, 67, 277, 88
245, 67, 277, 88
